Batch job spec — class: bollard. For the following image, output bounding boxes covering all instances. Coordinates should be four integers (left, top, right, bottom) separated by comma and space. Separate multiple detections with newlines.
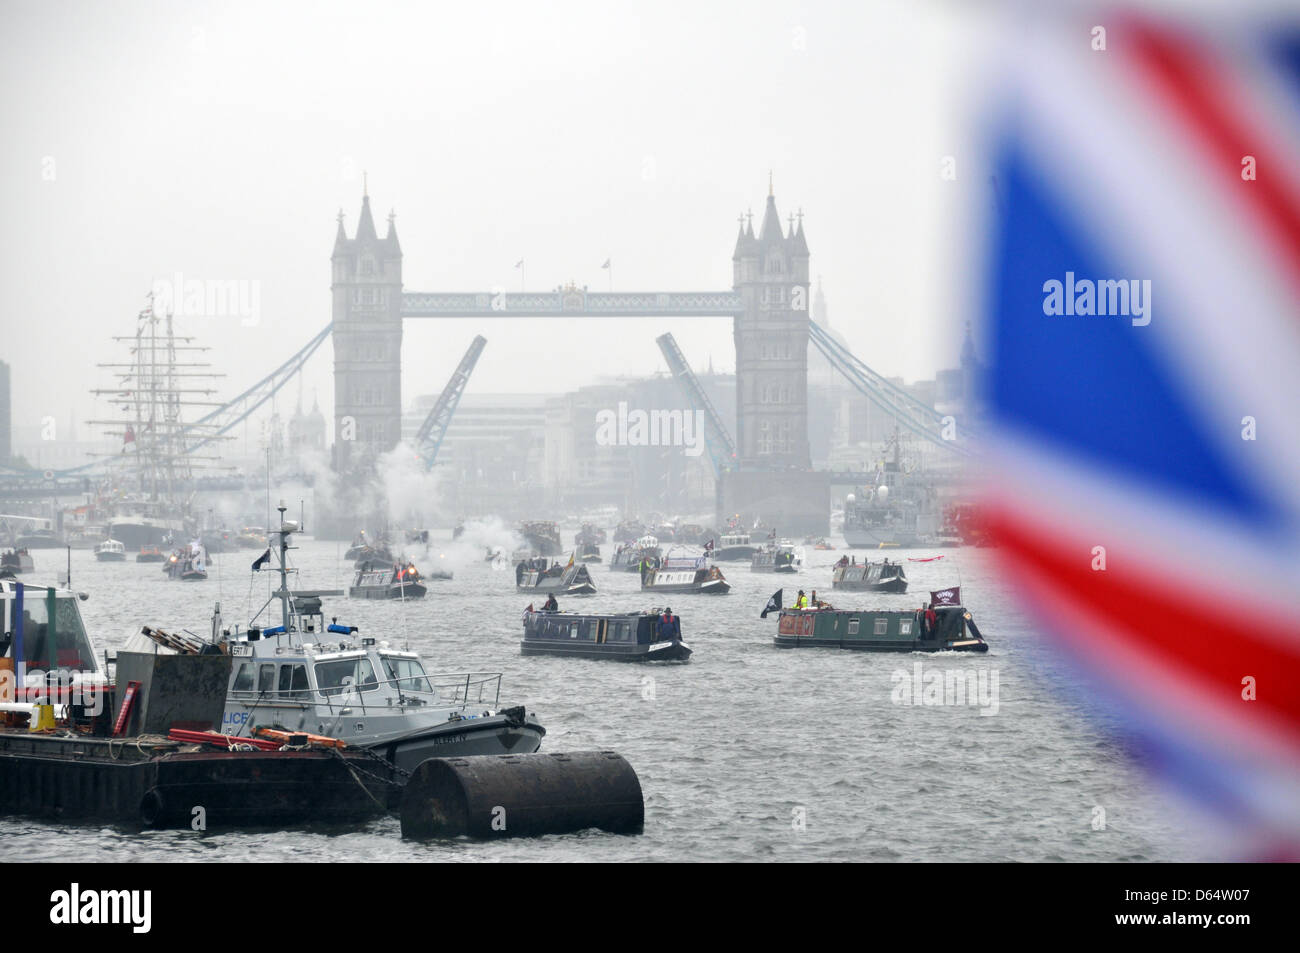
400, 750, 644, 839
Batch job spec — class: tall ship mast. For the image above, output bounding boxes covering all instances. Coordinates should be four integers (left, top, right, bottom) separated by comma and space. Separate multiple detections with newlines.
87, 297, 228, 548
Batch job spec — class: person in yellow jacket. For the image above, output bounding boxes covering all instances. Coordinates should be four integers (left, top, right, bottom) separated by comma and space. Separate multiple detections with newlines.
793, 590, 809, 609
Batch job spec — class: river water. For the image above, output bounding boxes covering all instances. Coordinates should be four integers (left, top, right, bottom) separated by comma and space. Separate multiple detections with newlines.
1, 533, 1204, 861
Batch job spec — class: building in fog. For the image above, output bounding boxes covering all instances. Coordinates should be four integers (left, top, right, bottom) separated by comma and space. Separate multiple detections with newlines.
288, 393, 327, 454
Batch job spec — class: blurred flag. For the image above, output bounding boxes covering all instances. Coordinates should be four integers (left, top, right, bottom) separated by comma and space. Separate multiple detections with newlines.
760, 589, 783, 619
976, 7, 1300, 856
930, 586, 961, 607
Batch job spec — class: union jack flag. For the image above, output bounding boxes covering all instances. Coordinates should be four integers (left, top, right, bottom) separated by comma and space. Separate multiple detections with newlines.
977, 8, 1300, 857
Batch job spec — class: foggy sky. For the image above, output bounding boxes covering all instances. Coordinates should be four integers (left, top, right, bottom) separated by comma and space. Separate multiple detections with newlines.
0, 0, 992, 449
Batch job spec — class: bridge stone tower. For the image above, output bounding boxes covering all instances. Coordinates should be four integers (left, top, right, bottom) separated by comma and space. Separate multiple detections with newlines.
331, 191, 404, 474
719, 184, 828, 534
732, 186, 811, 466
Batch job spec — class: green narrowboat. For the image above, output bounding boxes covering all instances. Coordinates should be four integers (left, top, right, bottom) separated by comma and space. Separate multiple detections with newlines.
773, 605, 987, 652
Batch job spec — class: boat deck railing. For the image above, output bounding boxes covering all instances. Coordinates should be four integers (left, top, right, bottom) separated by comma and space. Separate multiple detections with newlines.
425, 672, 503, 708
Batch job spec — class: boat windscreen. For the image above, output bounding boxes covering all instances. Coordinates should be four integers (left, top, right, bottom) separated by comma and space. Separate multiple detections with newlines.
381, 655, 432, 693
315, 657, 380, 695
6, 595, 97, 672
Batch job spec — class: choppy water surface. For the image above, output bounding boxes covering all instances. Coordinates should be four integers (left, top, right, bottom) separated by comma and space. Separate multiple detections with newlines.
1, 535, 1203, 861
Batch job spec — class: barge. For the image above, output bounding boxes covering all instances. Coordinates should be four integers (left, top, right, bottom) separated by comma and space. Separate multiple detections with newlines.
521, 608, 691, 661
751, 541, 799, 573
349, 562, 428, 599
516, 558, 597, 595
640, 556, 729, 594
831, 560, 908, 593
772, 604, 988, 652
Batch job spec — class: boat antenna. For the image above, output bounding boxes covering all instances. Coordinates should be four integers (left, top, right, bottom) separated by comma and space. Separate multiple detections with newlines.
276, 499, 291, 631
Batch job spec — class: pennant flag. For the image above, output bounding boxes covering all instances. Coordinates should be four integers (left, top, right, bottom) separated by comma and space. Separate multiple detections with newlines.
929, 586, 961, 607
251, 549, 271, 572
976, 7, 1300, 856
760, 589, 783, 619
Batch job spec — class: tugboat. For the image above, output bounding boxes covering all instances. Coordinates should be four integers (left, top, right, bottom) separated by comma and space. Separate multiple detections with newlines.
349, 560, 428, 600
135, 545, 165, 563
0, 549, 34, 575
516, 556, 597, 595
640, 555, 730, 594
0, 578, 401, 829
163, 543, 209, 581
772, 599, 987, 653
518, 520, 562, 557
187, 504, 547, 771
93, 539, 127, 562
831, 558, 908, 593
610, 535, 661, 573
521, 607, 691, 661
712, 532, 759, 562
751, 540, 799, 573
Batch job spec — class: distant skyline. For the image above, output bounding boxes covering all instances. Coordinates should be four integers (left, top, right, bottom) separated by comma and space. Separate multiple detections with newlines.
1, 0, 993, 452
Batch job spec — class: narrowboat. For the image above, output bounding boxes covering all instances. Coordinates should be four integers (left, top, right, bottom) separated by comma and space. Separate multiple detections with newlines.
751, 541, 799, 573
94, 539, 127, 562
609, 535, 661, 572
516, 558, 597, 595
577, 541, 602, 563
349, 562, 428, 599
1, 549, 34, 575
712, 532, 759, 561
518, 520, 562, 556
521, 608, 691, 661
640, 555, 730, 594
136, 545, 165, 563
773, 605, 988, 652
831, 560, 908, 593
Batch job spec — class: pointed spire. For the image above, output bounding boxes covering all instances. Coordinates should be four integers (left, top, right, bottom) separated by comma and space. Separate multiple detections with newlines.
385, 208, 401, 253
733, 214, 748, 260
768, 170, 774, 197
790, 209, 809, 256
332, 209, 349, 256
758, 192, 784, 243
355, 192, 378, 243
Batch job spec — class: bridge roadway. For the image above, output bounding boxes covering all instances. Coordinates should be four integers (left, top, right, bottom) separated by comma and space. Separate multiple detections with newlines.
401, 290, 743, 318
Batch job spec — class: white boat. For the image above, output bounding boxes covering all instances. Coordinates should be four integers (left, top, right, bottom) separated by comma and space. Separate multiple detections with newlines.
93, 539, 126, 562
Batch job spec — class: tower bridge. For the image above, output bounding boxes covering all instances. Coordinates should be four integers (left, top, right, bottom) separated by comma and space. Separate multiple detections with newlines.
332, 181, 829, 532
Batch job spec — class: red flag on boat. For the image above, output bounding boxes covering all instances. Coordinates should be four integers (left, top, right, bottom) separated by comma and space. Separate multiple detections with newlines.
908, 555, 945, 563
930, 586, 961, 607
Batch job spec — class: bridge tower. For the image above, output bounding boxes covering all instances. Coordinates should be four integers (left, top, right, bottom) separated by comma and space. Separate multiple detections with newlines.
719, 183, 828, 534
331, 189, 404, 474
732, 183, 811, 466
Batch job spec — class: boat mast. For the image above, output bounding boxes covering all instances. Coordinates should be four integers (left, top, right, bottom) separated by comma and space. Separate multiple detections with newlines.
275, 501, 292, 631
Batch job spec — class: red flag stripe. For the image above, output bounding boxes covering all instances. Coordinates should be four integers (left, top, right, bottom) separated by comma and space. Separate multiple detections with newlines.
1125, 16, 1300, 295
987, 506, 1300, 752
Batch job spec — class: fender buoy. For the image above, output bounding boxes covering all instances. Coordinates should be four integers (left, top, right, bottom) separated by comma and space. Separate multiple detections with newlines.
139, 788, 166, 827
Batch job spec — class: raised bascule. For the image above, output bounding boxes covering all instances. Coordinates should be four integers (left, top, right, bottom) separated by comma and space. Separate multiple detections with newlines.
330, 180, 830, 533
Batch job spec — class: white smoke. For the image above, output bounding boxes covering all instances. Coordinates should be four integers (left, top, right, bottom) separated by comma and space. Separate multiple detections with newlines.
377, 441, 443, 529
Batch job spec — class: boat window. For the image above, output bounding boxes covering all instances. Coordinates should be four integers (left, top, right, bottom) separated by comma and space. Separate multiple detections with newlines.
615, 623, 628, 642
847, 618, 859, 635
570, 623, 579, 640
257, 664, 276, 693
232, 661, 255, 693
874, 618, 889, 635
316, 658, 380, 695
900, 619, 913, 636
381, 656, 431, 693
278, 663, 309, 699
7, 595, 97, 672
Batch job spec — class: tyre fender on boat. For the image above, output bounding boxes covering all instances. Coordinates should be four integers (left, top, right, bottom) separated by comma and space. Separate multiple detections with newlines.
139, 788, 166, 827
